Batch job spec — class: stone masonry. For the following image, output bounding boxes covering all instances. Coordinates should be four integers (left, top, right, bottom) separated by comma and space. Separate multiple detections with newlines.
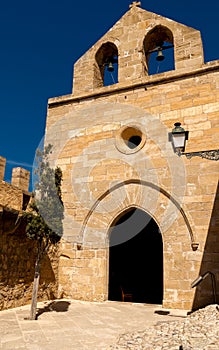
44, 4, 219, 311
0, 158, 59, 310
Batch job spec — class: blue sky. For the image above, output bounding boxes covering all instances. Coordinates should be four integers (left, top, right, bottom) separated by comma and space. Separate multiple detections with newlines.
0, 0, 218, 188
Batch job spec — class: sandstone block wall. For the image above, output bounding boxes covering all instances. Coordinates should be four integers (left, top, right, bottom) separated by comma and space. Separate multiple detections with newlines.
44, 5, 219, 311
0, 161, 30, 211
11, 167, 30, 192
0, 159, 59, 310
0, 157, 6, 181
72, 6, 204, 93
0, 222, 59, 311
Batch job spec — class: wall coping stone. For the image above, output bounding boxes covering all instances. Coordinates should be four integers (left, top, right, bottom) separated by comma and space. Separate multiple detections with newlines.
48, 61, 219, 107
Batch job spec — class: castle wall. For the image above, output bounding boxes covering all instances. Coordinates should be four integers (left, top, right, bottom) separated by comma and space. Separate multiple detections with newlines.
0, 161, 60, 311
0, 220, 59, 311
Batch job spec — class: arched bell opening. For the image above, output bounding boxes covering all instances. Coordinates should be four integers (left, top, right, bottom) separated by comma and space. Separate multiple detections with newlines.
95, 42, 118, 87
108, 207, 163, 304
143, 25, 174, 75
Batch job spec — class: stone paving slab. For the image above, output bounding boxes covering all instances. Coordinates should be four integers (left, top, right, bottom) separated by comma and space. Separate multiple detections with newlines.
0, 300, 185, 350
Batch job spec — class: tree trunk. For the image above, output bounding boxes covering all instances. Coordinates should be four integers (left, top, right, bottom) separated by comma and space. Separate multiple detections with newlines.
30, 256, 41, 320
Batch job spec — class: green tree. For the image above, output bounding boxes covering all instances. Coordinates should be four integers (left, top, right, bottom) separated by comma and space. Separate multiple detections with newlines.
24, 144, 64, 320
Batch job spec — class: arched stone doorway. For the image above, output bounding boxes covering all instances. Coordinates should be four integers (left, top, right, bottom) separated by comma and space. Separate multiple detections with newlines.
108, 207, 163, 304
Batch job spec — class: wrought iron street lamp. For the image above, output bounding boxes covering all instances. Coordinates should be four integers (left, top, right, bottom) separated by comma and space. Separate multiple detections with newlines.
170, 122, 219, 160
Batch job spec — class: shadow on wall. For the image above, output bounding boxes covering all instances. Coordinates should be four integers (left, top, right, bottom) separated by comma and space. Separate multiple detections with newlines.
192, 182, 219, 310
0, 212, 58, 310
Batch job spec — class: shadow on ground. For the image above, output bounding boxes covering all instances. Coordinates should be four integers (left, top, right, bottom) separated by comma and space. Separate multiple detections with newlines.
36, 300, 71, 319
154, 310, 170, 316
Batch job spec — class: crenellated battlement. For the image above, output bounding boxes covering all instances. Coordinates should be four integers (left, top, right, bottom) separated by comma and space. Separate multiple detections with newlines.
0, 155, 31, 212
0, 155, 58, 312
0, 156, 6, 182
0, 155, 30, 192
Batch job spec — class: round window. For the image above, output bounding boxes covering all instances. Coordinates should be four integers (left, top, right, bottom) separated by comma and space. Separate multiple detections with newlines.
115, 125, 146, 154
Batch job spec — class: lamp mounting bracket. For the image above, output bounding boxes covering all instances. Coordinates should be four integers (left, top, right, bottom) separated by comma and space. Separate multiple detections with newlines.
183, 149, 219, 161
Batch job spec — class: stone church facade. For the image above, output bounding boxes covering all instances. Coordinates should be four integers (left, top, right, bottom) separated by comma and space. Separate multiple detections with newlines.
43, 3, 219, 311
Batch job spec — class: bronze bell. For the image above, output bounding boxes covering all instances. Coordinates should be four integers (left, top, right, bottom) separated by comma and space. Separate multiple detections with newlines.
156, 48, 165, 61
107, 61, 114, 72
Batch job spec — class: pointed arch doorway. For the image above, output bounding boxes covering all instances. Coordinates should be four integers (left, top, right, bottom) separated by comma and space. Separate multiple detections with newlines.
108, 207, 163, 304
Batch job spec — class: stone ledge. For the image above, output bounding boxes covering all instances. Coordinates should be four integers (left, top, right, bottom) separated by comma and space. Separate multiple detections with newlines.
48, 62, 219, 107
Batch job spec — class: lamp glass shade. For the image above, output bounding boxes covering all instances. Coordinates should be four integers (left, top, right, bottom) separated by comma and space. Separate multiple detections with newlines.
172, 133, 186, 150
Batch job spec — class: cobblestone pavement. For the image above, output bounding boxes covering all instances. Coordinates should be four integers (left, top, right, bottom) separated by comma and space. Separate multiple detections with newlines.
0, 300, 184, 350
108, 304, 219, 350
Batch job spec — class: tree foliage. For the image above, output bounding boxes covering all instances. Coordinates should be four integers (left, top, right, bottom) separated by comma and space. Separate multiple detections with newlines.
25, 144, 64, 246
24, 144, 64, 320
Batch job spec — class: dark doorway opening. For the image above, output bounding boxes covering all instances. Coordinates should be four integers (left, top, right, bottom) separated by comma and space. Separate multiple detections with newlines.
108, 207, 163, 304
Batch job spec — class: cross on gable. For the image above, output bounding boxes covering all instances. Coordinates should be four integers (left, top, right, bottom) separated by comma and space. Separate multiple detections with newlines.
129, 1, 141, 8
